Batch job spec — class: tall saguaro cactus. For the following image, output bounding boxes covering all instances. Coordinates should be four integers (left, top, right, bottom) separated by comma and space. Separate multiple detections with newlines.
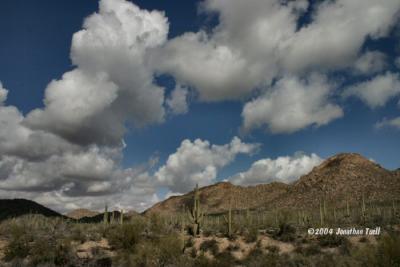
224, 200, 233, 237
361, 193, 366, 223
319, 200, 324, 226
188, 184, 204, 236
103, 204, 109, 225
120, 209, 124, 225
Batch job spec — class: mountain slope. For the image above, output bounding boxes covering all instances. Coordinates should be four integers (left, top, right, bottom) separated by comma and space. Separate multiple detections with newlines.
145, 153, 400, 215
66, 209, 99, 220
275, 153, 400, 208
0, 199, 62, 221
144, 181, 289, 215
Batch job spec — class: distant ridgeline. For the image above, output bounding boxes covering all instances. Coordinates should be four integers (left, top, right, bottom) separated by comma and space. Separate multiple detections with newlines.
1, 153, 399, 222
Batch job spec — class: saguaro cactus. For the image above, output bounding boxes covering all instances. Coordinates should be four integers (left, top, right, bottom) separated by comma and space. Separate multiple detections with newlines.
179, 223, 186, 253
103, 204, 108, 225
361, 193, 366, 223
187, 184, 204, 236
120, 209, 124, 225
110, 211, 115, 224
223, 201, 233, 237
319, 200, 324, 226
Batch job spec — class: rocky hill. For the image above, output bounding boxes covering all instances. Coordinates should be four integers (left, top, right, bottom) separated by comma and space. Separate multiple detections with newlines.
145, 153, 400, 215
66, 209, 99, 220
0, 199, 63, 221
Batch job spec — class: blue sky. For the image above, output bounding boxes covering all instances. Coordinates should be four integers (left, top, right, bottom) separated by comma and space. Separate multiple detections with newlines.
0, 0, 399, 212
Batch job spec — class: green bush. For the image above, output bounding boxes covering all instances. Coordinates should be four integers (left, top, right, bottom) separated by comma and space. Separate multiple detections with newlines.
317, 234, 346, 247
295, 244, 321, 256
244, 226, 258, 243
375, 234, 400, 267
273, 222, 296, 242
107, 222, 144, 251
30, 237, 76, 266
215, 251, 236, 267
4, 224, 31, 261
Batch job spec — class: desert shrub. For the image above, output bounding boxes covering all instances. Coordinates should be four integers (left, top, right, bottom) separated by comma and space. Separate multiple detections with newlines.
312, 253, 341, 267
374, 234, 400, 267
4, 224, 31, 261
266, 245, 280, 254
295, 244, 321, 256
70, 224, 86, 243
243, 248, 281, 267
85, 224, 103, 241
113, 234, 184, 267
200, 239, 219, 255
193, 253, 216, 267
91, 257, 113, 267
107, 222, 144, 251
244, 226, 258, 243
272, 222, 296, 242
185, 237, 194, 248
30, 237, 76, 266
155, 234, 184, 266
114, 240, 162, 267
215, 251, 236, 267
190, 247, 197, 258
148, 213, 172, 236
317, 234, 346, 247
359, 236, 369, 243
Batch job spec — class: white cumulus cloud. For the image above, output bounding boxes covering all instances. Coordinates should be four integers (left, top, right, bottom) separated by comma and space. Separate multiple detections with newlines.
343, 72, 400, 108
241, 74, 343, 134
26, 0, 169, 146
155, 137, 259, 193
153, 0, 400, 103
230, 153, 323, 186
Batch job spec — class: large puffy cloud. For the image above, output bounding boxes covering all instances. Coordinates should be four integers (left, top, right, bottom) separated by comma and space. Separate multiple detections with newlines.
154, 0, 400, 102
230, 153, 323, 186
155, 137, 259, 193
153, 1, 304, 101
26, 0, 169, 146
280, 0, 400, 72
0, 91, 75, 161
343, 72, 400, 108
0, 0, 171, 212
242, 74, 343, 134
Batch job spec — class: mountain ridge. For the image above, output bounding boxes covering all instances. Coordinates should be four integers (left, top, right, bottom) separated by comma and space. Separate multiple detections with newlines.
144, 153, 400, 215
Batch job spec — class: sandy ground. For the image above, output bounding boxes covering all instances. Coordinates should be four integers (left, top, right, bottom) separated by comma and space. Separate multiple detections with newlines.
75, 238, 115, 259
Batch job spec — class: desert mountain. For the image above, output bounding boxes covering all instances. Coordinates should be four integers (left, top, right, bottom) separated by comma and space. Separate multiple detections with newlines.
0, 199, 63, 221
145, 153, 400, 215
66, 209, 99, 220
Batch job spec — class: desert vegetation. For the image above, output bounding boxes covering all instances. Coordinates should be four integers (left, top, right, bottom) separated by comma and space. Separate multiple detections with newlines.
0, 184, 399, 267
